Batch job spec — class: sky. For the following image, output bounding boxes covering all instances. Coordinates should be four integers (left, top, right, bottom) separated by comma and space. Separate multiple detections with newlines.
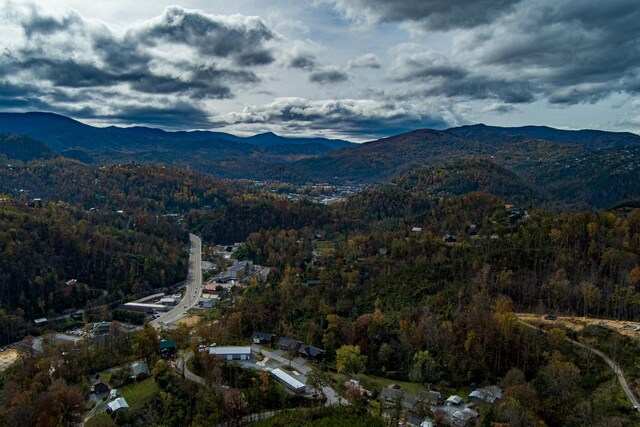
0, 0, 638, 141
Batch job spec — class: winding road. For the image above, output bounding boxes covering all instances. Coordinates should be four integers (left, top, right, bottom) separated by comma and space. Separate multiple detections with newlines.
151, 233, 202, 328
518, 316, 640, 410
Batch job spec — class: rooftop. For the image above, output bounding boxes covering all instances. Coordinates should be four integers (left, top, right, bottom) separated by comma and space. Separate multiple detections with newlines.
209, 346, 252, 356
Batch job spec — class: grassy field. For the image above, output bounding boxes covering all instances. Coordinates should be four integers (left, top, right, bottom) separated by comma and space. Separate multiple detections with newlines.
357, 374, 428, 396
328, 371, 427, 396
119, 378, 159, 411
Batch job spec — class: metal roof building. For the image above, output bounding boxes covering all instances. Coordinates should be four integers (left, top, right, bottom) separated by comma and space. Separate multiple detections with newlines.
208, 346, 252, 361
270, 368, 305, 392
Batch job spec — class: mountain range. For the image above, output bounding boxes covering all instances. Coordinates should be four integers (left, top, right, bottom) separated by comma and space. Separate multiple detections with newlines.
1, 111, 639, 209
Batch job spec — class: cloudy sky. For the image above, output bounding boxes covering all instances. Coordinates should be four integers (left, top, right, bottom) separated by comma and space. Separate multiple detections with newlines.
0, 0, 638, 141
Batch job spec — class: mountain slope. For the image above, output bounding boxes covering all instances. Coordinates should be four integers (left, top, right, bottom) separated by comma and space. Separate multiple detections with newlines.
0, 134, 55, 162
447, 123, 640, 148
0, 112, 352, 152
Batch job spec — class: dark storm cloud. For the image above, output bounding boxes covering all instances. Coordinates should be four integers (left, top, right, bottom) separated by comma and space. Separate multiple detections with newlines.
20, 7, 82, 38
226, 98, 450, 138
380, 0, 640, 107
454, 0, 640, 104
388, 50, 536, 103
99, 102, 216, 128
326, 0, 523, 31
288, 52, 318, 70
0, 4, 278, 128
308, 67, 349, 84
133, 6, 276, 66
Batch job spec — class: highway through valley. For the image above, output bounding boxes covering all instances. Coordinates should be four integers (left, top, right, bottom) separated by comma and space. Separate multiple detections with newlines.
150, 233, 202, 329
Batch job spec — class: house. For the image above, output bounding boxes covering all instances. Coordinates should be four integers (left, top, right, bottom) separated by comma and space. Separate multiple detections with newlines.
277, 337, 302, 353
251, 331, 275, 346
403, 394, 419, 411
380, 384, 404, 403
378, 247, 388, 255
33, 318, 48, 326
421, 390, 443, 405
131, 362, 150, 380
92, 321, 111, 335
452, 408, 479, 427
159, 340, 177, 359
198, 299, 218, 309
209, 346, 252, 361
443, 234, 457, 243
203, 284, 224, 295
446, 395, 463, 405
219, 261, 253, 282
107, 397, 129, 414
270, 368, 306, 393
469, 386, 502, 404
90, 379, 110, 394
299, 345, 325, 361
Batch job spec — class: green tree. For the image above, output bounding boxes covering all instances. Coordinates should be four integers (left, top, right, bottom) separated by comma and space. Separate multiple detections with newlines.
408, 350, 441, 385
336, 345, 367, 375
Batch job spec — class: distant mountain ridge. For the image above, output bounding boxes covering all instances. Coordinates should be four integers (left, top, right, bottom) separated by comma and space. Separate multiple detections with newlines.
1, 111, 639, 209
0, 111, 352, 152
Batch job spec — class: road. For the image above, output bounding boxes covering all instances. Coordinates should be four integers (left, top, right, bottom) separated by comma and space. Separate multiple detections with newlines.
151, 233, 202, 328
518, 316, 640, 410
180, 352, 206, 385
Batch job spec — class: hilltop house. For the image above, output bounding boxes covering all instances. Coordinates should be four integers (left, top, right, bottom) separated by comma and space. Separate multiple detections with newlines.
421, 390, 443, 405
159, 340, 177, 359
277, 337, 302, 353
90, 378, 110, 394
251, 331, 275, 346
468, 386, 503, 404
299, 344, 325, 361
130, 362, 150, 380
107, 397, 129, 414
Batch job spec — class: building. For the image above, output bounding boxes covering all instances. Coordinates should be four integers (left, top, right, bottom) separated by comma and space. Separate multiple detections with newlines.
203, 284, 222, 294
33, 318, 48, 326
131, 362, 150, 380
380, 384, 404, 403
218, 260, 253, 282
443, 234, 457, 243
92, 321, 111, 334
198, 298, 218, 309
107, 397, 129, 414
209, 346, 252, 361
90, 379, 110, 394
159, 297, 178, 307
120, 302, 167, 313
160, 340, 177, 359
270, 368, 306, 393
452, 408, 479, 427
421, 390, 443, 405
277, 337, 302, 353
251, 331, 275, 346
299, 344, 325, 361
446, 395, 463, 405
468, 386, 502, 404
